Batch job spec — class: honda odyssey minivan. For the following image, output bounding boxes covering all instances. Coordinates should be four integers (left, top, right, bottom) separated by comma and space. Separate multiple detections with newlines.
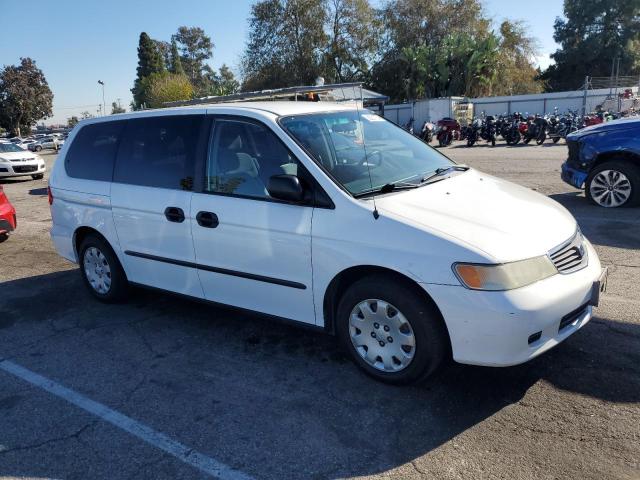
49, 102, 607, 384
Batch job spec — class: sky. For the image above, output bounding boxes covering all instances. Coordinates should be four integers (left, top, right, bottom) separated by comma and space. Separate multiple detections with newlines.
0, 0, 564, 126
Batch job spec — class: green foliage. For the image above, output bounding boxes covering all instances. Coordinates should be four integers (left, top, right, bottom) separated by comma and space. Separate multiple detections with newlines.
323, 0, 381, 83
169, 40, 185, 76
370, 0, 543, 101
132, 32, 166, 109
111, 102, 126, 114
143, 72, 194, 108
67, 116, 79, 128
0, 57, 53, 137
542, 0, 640, 91
242, 0, 329, 91
172, 26, 214, 95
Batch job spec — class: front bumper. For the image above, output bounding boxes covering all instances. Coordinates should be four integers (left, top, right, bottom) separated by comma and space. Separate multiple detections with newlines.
561, 162, 588, 189
424, 240, 603, 367
0, 162, 46, 177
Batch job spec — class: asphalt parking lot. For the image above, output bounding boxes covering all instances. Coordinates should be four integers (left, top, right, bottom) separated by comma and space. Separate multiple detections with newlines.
1, 143, 639, 480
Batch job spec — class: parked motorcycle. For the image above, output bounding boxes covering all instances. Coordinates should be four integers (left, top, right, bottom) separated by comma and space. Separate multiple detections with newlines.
466, 116, 496, 147
436, 117, 460, 147
504, 114, 522, 145
419, 120, 435, 143
523, 114, 547, 145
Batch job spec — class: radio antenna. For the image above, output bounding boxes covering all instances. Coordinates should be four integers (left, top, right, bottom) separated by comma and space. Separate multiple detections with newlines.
352, 84, 379, 220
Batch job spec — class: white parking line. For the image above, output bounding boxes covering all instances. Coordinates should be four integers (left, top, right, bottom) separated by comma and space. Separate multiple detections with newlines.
0, 360, 254, 480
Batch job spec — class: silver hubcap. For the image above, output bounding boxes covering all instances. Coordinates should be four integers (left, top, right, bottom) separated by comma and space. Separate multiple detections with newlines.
590, 169, 632, 207
349, 299, 416, 372
83, 247, 112, 294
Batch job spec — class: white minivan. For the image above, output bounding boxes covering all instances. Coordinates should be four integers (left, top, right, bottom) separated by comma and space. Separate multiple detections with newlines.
49, 102, 607, 384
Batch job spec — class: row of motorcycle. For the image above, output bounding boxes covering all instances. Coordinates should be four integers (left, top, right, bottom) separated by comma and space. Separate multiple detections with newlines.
409, 110, 615, 147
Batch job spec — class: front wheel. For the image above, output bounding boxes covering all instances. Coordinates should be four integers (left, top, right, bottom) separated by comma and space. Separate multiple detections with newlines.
466, 137, 475, 147
553, 136, 561, 144
586, 161, 640, 208
337, 275, 449, 384
35, 145, 42, 151
79, 234, 129, 302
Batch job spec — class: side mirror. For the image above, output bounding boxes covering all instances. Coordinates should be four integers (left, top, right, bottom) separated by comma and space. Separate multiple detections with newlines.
267, 174, 305, 203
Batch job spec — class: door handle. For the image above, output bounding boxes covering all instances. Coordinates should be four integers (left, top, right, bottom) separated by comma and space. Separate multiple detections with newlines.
196, 211, 219, 228
164, 207, 185, 223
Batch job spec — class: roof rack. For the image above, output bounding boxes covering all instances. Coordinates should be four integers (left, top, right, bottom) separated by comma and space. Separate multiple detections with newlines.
164, 82, 388, 107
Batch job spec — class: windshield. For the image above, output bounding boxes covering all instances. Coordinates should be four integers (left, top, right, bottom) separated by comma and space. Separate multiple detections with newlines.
280, 110, 454, 195
0, 143, 24, 153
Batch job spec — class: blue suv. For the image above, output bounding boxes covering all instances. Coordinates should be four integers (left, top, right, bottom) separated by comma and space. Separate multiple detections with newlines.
561, 117, 640, 207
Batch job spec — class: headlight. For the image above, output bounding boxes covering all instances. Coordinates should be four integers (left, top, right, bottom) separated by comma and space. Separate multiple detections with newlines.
453, 256, 557, 291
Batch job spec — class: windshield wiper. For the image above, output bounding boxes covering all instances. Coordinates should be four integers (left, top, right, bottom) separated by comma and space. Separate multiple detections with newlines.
354, 181, 420, 198
419, 165, 469, 184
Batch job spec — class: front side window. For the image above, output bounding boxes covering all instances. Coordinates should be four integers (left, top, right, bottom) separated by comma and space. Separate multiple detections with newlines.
114, 115, 202, 190
206, 119, 299, 199
65, 121, 125, 181
280, 110, 454, 196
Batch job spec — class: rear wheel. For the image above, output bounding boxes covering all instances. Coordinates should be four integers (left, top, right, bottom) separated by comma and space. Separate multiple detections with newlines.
586, 160, 640, 208
553, 136, 561, 144
79, 234, 129, 302
337, 275, 449, 384
35, 145, 42, 151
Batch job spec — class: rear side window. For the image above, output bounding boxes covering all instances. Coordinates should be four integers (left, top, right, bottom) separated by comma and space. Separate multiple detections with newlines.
114, 115, 203, 190
65, 121, 125, 181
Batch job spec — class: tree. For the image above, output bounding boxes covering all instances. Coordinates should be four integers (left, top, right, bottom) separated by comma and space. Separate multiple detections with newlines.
323, 0, 381, 83
214, 64, 239, 95
80, 111, 93, 119
493, 20, 544, 95
0, 58, 53, 137
111, 101, 126, 114
242, 0, 328, 91
172, 26, 214, 95
143, 72, 194, 108
169, 40, 185, 75
542, 0, 640, 91
131, 32, 165, 109
67, 116, 79, 128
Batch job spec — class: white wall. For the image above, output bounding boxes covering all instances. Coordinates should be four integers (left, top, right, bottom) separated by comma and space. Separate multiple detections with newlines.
384, 86, 639, 125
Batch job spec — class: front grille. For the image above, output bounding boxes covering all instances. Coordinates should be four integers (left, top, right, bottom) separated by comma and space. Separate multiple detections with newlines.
549, 230, 588, 274
13, 165, 37, 173
559, 303, 589, 331
10, 158, 34, 162
566, 139, 580, 167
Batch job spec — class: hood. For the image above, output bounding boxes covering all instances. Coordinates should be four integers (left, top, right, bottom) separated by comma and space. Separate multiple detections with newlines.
0, 151, 37, 162
568, 117, 640, 140
374, 169, 577, 262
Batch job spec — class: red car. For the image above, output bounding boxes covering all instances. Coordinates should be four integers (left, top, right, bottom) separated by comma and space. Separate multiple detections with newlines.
0, 185, 17, 241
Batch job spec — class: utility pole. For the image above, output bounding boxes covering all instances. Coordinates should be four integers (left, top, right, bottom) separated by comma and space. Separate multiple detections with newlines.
98, 80, 106, 116
582, 76, 589, 116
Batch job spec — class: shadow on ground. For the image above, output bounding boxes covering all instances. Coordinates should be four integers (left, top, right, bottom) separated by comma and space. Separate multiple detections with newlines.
550, 192, 640, 250
1, 269, 639, 479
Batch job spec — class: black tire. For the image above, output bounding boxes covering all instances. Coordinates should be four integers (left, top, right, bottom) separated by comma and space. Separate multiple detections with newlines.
553, 136, 560, 144
31, 173, 44, 180
466, 137, 475, 147
491, 137, 496, 147
523, 136, 532, 144
336, 275, 449, 385
0, 233, 8, 243
78, 234, 129, 302
585, 160, 640, 208
536, 132, 546, 145
35, 145, 42, 151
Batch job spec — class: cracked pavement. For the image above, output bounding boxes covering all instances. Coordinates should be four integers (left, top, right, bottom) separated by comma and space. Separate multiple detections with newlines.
0, 145, 638, 479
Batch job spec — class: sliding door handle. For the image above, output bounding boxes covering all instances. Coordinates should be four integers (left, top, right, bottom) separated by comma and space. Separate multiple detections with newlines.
164, 207, 185, 223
